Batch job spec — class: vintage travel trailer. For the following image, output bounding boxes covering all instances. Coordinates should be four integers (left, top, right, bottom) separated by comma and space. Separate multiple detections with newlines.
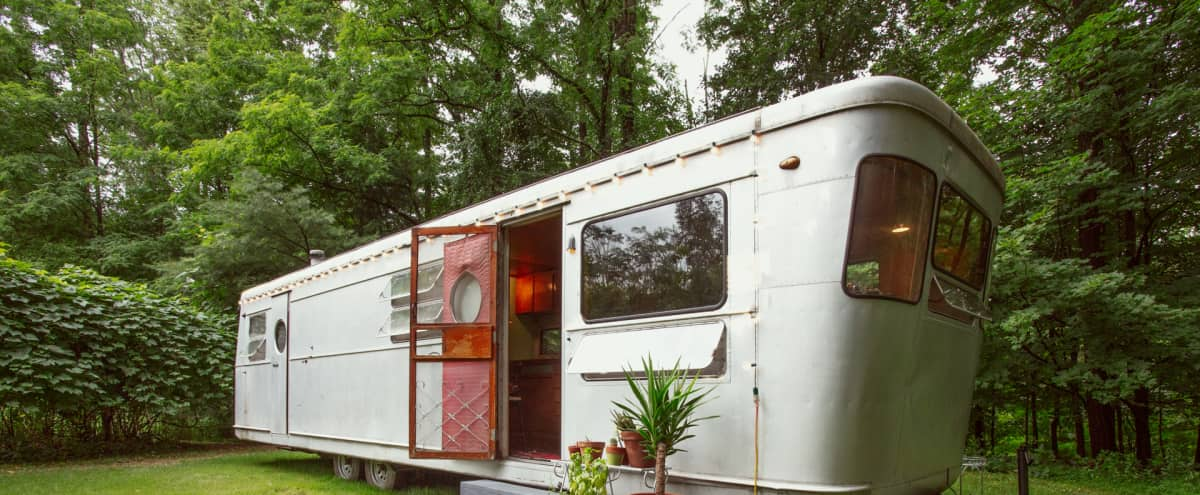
234, 76, 1003, 494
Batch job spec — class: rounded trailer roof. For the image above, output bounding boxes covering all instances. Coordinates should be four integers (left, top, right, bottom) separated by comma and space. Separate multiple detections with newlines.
240, 76, 1002, 302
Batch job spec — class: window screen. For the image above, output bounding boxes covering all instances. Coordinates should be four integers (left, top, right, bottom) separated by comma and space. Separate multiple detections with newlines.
843, 156, 936, 303
932, 185, 992, 289
582, 191, 726, 321
246, 314, 266, 361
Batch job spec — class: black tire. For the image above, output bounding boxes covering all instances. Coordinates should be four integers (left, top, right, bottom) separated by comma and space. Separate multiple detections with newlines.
364, 460, 399, 490
332, 455, 363, 481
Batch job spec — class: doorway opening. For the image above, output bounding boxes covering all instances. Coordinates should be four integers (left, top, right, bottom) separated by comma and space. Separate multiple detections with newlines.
504, 213, 562, 461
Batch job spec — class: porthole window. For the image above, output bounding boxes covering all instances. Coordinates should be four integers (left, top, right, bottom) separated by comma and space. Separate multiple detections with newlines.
274, 320, 287, 353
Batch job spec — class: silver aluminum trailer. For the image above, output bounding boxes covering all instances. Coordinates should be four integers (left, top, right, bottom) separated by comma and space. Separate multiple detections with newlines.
234, 76, 1004, 494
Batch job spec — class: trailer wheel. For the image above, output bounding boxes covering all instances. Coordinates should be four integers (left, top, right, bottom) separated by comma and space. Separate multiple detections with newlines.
332, 455, 362, 480
364, 460, 399, 490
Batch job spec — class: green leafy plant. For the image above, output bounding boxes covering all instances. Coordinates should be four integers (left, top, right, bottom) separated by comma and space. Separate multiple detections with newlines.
0, 248, 233, 461
612, 356, 718, 495
559, 447, 608, 495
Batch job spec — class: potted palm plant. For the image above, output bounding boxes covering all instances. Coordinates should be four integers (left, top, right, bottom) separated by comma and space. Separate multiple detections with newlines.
612, 356, 717, 495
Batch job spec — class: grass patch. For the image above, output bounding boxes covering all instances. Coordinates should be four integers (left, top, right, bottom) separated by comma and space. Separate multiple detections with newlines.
3, 445, 1194, 495
945, 469, 1198, 495
0, 447, 457, 495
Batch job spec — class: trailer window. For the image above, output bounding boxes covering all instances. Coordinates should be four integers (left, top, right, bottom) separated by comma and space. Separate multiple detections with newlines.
843, 156, 936, 303
932, 185, 992, 289
246, 314, 266, 361
384, 262, 444, 341
582, 191, 726, 321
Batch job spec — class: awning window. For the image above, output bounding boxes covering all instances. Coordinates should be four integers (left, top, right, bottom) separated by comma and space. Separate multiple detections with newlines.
567, 321, 726, 380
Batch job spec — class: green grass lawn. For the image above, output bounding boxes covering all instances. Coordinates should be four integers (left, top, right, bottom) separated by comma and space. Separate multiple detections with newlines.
2, 445, 1195, 494
0, 446, 456, 495
945, 467, 1199, 495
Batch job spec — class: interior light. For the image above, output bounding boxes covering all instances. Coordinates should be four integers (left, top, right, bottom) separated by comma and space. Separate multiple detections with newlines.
891, 225, 911, 234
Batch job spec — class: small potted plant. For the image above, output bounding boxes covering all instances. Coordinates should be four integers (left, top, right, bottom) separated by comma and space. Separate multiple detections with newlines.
612, 356, 717, 495
612, 410, 650, 467
603, 437, 625, 466
577, 438, 605, 460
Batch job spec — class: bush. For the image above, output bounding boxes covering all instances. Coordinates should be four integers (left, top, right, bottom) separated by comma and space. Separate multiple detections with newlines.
0, 247, 234, 461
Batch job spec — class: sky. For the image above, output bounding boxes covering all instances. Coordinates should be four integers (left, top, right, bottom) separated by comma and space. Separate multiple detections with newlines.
649, 1, 726, 106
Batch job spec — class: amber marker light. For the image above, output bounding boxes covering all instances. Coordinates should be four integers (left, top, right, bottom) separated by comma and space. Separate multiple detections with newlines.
567, 235, 577, 254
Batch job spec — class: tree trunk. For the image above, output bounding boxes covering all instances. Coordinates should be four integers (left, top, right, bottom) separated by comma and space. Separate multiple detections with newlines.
1050, 401, 1061, 459
1116, 405, 1124, 453
972, 406, 986, 451
989, 405, 997, 454
1086, 398, 1117, 456
102, 408, 114, 441
1074, 402, 1087, 458
1031, 389, 1039, 448
654, 441, 668, 495
1129, 387, 1152, 464
1193, 420, 1199, 469
615, 0, 637, 151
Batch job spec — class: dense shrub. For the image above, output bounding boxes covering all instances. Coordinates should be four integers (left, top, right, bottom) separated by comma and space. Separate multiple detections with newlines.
0, 247, 234, 460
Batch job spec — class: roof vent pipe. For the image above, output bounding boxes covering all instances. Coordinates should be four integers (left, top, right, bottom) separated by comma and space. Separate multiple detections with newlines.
308, 249, 326, 266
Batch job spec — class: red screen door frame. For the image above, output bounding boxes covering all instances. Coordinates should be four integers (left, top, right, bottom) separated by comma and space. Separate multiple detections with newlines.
408, 225, 498, 460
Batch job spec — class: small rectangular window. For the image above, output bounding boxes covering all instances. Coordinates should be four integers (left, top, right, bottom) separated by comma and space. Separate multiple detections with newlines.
932, 185, 992, 289
383, 261, 444, 342
246, 314, 267, 361
843, 156, 936, 303
581, 191, 726, 321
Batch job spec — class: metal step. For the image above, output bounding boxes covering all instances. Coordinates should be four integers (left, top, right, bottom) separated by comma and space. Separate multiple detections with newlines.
460, 479, 549, 495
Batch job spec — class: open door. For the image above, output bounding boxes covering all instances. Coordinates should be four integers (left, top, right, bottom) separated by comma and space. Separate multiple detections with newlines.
409, 226, 498, 460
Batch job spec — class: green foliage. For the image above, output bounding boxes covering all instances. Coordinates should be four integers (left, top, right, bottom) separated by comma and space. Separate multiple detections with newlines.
613, 356, 717, 458
559, 448, 609, 495
157, 169, 362, 309
0, 247, 233, 460
696, 0, 898, 116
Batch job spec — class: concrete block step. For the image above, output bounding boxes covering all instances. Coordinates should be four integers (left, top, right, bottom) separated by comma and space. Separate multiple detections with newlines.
460, 479, 548, 495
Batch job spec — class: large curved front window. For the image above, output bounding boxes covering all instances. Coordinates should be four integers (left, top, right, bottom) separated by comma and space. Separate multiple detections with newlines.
843, 156, 936, 303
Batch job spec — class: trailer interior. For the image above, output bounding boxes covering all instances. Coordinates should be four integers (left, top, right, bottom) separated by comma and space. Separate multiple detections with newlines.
503, 212, 562, 460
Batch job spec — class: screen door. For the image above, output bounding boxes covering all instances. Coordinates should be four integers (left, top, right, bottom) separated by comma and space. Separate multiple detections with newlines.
409, 225, 498, 459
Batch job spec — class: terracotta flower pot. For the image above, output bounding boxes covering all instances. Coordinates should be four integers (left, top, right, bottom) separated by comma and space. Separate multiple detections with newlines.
567, 445, 581, 457
603, 445, 625, 465
619, 430, 652, 468
577, 440, 604, 459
